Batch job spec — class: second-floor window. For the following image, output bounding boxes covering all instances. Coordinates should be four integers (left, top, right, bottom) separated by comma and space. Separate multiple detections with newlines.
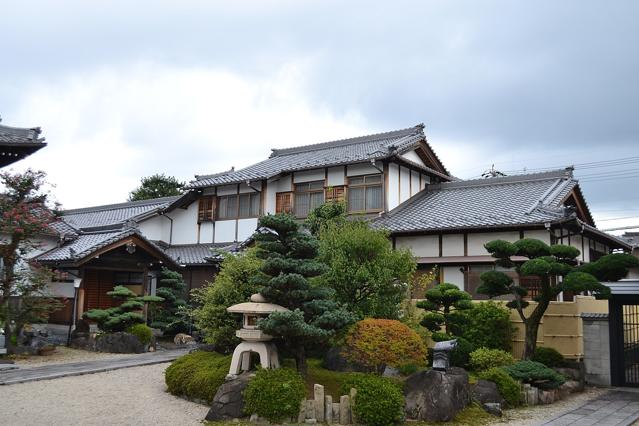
348, 174, 383, 213
294, 181, 324, 218
217, 192, 261, 220
198, 196, 216, 222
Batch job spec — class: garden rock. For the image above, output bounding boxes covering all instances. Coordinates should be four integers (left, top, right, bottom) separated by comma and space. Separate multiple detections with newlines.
382, 366, 400, 377
205, 372, 253, 421
95, 332, 145, 353
404, 367, 471, 422
471, 379, 505, 406
538, 389, 556, 405
482, 402, 502, 417
323, 347, 366, 372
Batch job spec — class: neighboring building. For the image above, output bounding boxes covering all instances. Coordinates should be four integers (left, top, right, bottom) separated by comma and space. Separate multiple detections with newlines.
620, 232, 639, 280
0, 119, 47, 167
35, 123, 631, 325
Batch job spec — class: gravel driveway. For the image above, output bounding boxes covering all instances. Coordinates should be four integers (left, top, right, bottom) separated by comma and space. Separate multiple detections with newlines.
0, 363, 208, 426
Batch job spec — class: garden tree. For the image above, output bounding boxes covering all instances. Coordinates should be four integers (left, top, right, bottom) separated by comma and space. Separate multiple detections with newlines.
192, 248, 262, 353
318, 220, 416, 319
0, 170, 62, 353
251, 213, 356, 375
84, 285, 163, 332
478, 238, 639, 359
128, 173, 185, 201
416, 283, 473, 339
149, 267, 188, 335
305, 200, 346, 236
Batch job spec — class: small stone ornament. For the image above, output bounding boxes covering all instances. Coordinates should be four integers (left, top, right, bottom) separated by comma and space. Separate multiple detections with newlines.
432, 339, 457, 371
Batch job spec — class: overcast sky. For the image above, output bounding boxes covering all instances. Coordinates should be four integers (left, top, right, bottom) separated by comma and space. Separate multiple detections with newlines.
2, 1, 638, 232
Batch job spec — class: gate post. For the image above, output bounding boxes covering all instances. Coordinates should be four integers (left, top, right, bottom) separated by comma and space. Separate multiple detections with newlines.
581, 312, 611, 386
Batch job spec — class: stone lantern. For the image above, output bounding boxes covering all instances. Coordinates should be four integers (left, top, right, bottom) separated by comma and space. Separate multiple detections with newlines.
226, 293, 288, 378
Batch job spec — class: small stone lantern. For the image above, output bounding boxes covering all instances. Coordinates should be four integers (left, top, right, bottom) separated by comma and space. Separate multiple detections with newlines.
226, 293, 288, 378
432, 339, 458, 371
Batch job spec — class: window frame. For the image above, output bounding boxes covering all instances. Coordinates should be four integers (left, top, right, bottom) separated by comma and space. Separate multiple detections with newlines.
198, 196, 216, 223
216, 192, 261, 220
347, 173, 383, 214
293, 180, 325, 218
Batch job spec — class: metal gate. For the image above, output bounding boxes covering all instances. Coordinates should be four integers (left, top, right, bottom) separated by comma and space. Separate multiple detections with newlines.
610, 298, 639, 386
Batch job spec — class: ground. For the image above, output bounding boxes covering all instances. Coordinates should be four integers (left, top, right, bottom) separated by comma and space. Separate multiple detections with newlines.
0, 363, 208, 426
10, 346, 132, 367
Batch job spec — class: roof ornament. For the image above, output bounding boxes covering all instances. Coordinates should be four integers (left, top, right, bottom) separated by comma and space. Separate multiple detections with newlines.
481, 164, 507, 179
69, 247, 77, 259
123, 219, 139, 230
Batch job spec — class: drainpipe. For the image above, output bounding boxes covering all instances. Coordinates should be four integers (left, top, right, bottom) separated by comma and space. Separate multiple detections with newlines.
66, 278, 82, 346
369, 159, 384, 173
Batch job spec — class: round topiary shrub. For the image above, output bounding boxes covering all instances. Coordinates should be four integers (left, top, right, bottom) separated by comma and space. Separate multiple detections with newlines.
344, 319, 427, 374
243, 367, 306, 422
462, 301, 512, 351
339, 373, 404, 426
469, 347, 515, 371
127, 323, 153, 346
477, 367, 522, 407
503, 360, 565, 390
531, 347, 565, 368
449, 336, 474, 368
165, 351, 231, 403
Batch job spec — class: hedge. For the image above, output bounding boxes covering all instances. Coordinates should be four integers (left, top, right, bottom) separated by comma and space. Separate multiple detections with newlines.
164, 351, 231, 403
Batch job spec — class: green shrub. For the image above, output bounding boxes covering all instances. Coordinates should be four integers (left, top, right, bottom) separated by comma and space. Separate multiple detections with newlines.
469, 348, 515, 371
243, 368, 306, 422
503, 360, 565, 390
462, 301, 512, 351
531, 347, 565, 368
127, 324, 153, 345
477, 367, 522, 407
450, 336, 474, 368
164, 351, 231, 403
339, 374, 404, 426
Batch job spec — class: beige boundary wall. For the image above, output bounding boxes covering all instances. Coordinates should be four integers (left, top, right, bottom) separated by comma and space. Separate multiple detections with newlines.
505, 296, 608, 359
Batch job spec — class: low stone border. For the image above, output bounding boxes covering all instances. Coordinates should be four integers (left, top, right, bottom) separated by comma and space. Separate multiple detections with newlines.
297, 384, 356, 425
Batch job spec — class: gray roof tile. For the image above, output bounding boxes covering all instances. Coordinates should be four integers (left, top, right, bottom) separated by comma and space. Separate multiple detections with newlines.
373, 169, 576, 233
0, 123, 45, 145
164, 242, 236, 265
190, 124, 448, 188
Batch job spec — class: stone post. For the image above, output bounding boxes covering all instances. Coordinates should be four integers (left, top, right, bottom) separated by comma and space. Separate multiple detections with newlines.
332, 402, 340, 423
298, 400, 306, 423
325, 395, 333, 424
305, 399, 315, 421
314, 384, 325, 422
349, 388, 357, 424
581, 313, 611, 386
339, 395, 350, 425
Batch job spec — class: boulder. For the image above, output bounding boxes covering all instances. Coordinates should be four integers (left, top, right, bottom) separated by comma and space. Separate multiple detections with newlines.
95, 332, 145, 353
538, 389, 556, 405
404, 367, 471, 422
471, 380, 505, 406
482, 402, 502, 417
205, 372, 253, 421
383, 366, 401, 377
323, 347, 367, 372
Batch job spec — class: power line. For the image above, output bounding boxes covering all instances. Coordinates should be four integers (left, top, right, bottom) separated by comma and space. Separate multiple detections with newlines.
597, 216, 639, 222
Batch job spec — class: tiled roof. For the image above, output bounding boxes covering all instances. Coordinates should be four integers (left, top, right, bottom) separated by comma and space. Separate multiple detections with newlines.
190, 124, 449, 188
49, 220, 79, 238
62, 196, 179, 230
373, 169, 578, 233
0, 123, 45, 145
164, 242, 236, 265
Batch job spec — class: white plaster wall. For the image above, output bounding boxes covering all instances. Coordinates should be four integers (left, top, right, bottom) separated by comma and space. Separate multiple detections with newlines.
200, 222, 214, 244
442, 234, 464, 256
327, 167, 345, 186
217, 184, 238, 196
395, 235, 438, 257
388, 163, 400, 210
523, 229, 551, 245
138, 216, 168, 242
239, 182, 262, 193
467, 231, 520, 256
293, 169, 325, 183
215, 220, 236, 243
265, 175, 292, 214
347, 163, 379, 177
400, 150, 427, 167
238, 218, 258, 241
570, 234, 584, 261
421, 174, 430, 189
442, 266, 465, 289
582, 236, 591, 263
399, 166, 410, 203
410, 171, 420, 197
168, 201, 199, 244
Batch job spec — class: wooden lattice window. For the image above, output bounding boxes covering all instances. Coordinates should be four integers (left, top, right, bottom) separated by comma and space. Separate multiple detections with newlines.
198, 196, 216, 222
325, 186, 345, 203
275, 192, 293, 214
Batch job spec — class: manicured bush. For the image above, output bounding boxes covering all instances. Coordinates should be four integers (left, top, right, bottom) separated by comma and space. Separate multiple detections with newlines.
127, 323, 153, 345
531, 346, 565, 368
243, 368, 306, 422
164, 351, 231, 403
462, 301, 512, 351
503, 360, 565, 390
469, 348, 515, 371
344, 319, 427, 374
477, 367, 522, 407
339, 373, 404, 426
449, 336, 474, 369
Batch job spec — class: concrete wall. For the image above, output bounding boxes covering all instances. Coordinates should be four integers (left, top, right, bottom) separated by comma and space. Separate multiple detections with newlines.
582, 314, 611, 385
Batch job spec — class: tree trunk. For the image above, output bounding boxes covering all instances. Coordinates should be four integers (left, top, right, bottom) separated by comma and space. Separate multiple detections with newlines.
522, 300, 550, 359
294, 344, 308, 377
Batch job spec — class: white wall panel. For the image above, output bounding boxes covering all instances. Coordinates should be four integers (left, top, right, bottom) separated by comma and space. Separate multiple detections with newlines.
400, 150, 427, 167
215, 220, 236, 243
200, 222, 214, 244
395, 235, 438, 257
265, 175, 292, 214
327, 167, 345, 186
293, 169, 325, 183
399, 166, 410, 203
239, 182, 261, 193
237, 218, 258, 241
138, 217, 167, 242
347, 163, 379, 177
467, 232, 520, 256
169, 201, 199, 244
443, 266, 465, 289
410, 171, 420, 196
388, 163, 400, 210
442, 234, 464, 256
217, 185, 238, 196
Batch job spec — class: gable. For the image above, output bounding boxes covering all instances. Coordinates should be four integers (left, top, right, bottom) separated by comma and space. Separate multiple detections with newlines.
414, 141, 450, 176
399, 149, 428, 168
561, 186, 595, 226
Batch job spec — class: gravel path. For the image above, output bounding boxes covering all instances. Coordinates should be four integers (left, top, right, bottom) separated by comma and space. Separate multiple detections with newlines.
11, 346, 133, 367
0, 363, 208, 426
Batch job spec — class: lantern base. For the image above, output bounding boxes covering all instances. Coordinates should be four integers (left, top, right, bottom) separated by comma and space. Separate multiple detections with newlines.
228, 341, 280, 376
